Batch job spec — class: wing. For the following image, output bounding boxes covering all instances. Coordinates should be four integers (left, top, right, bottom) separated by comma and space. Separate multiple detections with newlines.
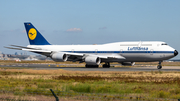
65, 53, 125, 62
5, 45, 125, 62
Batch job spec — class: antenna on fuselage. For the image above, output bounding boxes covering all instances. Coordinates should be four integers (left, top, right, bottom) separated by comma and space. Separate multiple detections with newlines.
138, 41, 142, 47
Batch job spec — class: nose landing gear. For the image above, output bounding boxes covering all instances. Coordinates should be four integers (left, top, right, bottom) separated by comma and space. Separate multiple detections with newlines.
157, 61, 162, 69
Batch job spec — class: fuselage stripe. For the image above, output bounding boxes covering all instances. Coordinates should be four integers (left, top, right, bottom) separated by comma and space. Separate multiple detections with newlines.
64, 51, 174, 54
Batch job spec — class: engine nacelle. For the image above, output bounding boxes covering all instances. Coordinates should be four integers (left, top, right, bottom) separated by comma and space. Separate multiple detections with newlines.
51, 53, 68, 62
121, 62, 135, 66
85, 56, 101, 65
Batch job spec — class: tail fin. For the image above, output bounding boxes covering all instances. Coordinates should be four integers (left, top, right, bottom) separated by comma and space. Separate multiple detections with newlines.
24, 22, 51, 45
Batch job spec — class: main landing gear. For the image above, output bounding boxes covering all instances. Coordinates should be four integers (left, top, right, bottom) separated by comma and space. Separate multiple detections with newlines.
157, 61, 162, 69
85, 62, 111, 68
85, 64, 99, 68
103, 62, 110, 68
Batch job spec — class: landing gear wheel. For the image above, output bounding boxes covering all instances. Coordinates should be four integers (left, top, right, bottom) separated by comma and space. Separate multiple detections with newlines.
85, 64, 99, 68
103, 62, 110, 68
157, 61, 162, 69
103, 64, 110, 68
157, 65, 162, 69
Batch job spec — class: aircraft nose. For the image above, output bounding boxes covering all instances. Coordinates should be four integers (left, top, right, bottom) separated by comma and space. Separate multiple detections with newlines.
174, 50, 178, 56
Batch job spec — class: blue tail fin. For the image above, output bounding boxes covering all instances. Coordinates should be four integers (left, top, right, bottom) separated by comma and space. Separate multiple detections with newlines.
24, 22, 51, 45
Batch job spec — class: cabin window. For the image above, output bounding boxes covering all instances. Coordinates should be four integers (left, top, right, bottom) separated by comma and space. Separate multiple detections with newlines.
161, 43, 168, 45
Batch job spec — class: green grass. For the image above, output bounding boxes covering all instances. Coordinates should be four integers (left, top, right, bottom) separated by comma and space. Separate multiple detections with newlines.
0, 77, 180, 99
0, 68, 180, 100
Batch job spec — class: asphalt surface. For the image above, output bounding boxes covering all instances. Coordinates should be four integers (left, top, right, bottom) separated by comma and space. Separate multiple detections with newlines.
0, 63, 180, 71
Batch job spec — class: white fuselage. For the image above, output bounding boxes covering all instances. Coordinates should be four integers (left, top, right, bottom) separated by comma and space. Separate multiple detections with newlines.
27, 41, 176, 62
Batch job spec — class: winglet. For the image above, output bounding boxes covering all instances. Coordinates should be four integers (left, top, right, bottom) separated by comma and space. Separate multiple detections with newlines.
24, 22, 51, 45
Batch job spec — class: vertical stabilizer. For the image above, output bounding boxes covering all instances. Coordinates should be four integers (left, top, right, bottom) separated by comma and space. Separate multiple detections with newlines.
24, 22, 50, 45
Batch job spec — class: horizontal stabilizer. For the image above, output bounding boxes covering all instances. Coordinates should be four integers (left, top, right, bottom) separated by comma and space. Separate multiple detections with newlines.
4, 46, 22, 50
10, 45, 41, 50
5, 45, 52, 57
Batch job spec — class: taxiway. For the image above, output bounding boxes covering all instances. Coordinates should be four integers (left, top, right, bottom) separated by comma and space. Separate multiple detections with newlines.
0, 64, 179, 71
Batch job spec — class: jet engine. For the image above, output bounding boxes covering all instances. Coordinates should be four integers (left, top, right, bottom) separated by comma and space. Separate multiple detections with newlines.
121, 62, 135, 66
85, 56, 101, 65
51, 53, 68, 62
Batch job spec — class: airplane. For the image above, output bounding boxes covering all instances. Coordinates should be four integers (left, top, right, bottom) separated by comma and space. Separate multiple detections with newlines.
5, 22, 178, 69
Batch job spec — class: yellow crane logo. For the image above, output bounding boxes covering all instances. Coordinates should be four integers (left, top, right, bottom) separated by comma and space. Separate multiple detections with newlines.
28, 28, 37, 40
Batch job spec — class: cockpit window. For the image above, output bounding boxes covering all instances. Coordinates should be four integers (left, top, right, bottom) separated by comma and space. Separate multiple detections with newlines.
161, 43, 168, 45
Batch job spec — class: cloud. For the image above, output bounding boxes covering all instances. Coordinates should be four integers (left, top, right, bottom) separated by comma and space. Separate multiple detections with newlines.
66, 28, 82, 32
0, 29, 23, 35
99, 27, 107, 30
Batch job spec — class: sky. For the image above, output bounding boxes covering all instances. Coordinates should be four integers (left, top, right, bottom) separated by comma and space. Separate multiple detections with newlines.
0, 0, 180, 59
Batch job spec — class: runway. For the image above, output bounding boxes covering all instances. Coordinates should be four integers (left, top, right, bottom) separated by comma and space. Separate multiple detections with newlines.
0, 64, 180, 71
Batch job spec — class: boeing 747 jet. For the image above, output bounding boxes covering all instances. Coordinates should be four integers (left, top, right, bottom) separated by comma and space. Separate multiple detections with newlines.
5, 23, 178, 69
